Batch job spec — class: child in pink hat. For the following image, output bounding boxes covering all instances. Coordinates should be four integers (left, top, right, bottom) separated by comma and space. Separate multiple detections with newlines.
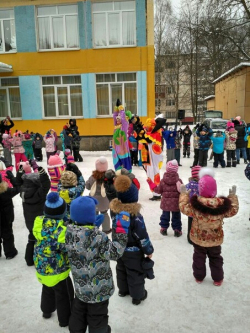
179, 168, 239, 286
147, 159, 183, 237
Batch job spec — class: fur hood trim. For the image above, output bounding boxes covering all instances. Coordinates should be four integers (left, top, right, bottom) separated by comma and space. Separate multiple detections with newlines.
110, 198, 141, 215
0, 181, 8, 194
190, 195, 232, 215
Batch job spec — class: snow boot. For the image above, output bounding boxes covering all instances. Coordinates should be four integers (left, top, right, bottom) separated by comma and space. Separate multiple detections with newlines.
149, 195, 161, 201
237, 160, 240, 164
132, 290, 148, 305
174, 230, 182, 237
213, 280, 223, 287
244, 159, 248, 164
160, 228, 167, 236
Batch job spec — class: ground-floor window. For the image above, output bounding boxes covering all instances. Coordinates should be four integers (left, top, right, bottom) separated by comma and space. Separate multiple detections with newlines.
0, 77, 22, 118
96, 72, 137, 116
42, 75, 82, 118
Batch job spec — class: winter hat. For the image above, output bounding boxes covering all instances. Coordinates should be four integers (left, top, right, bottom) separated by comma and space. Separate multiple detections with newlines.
226, 121, 234, 130
198, 168, 217, 198
44, 192, 66, 219
60, 171, 77, 187
2, 133, 9, 139
70, 196, 98, 225
67, 155, 75, 164
0, 161, 6, 171
96, 156, 108, 172
166, 159, 178, 173
65, 149, 71, 156
48, 155, 63, 166
19, 161, 32, 174
191, 165, 201, 179
63, 125, 68, 130
201, 125, 208, 132
114, 175, 138, 203
115, 168, 135, 180
24, 133, 31, 140
233, 119, 240, 126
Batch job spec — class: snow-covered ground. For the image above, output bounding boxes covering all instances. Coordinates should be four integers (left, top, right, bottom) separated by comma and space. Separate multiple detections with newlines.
1, 147, 250, 333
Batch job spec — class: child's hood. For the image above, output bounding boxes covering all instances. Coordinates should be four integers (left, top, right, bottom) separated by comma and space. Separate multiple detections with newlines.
33, 216, 64, 240
190, 195, 232, 215
66, 223, 102, 251
110, 198, 141, 215
163, 171, 180, 185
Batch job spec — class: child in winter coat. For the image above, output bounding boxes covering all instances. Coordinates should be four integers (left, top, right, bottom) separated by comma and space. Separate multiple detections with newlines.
179, 168, 238, 286
22, 133, 34, 160
163, 127, 177, 162
182, 125, 192, 158
86, 156, 111, 234
191, 124, 200, 167
0, 160, 14, 188
174, 129, 182, 166
66, 195, 130, 333
196, 124, 213, 167
147, 159, 183, 237
211, 131, 226, 168
129, 135, 138, 166
15, 164, 50, 266
185, 165, 201, 244
33, 133, 43, 161
110, 175, 154, 305
57, 164, 85, 221
10, 131, 28, 171
33, 192, 74, 328
71, 129, 83, 162
44, 130, 56, 162
0, 171, 19, 259
48, 154, 65, 192
2, 133, 12, 166
225, 122, 238, 167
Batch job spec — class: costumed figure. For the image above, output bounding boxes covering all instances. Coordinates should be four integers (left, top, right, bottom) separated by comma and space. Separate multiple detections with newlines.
23, 133, 34, 160
136, 117, 166, 201
112, 99, 132, 172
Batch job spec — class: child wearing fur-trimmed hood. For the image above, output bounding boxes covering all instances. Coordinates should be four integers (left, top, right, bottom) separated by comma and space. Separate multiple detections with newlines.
179, 168, 238, 286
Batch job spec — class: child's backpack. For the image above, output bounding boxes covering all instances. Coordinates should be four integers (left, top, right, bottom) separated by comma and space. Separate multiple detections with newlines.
244, 163, 250, 180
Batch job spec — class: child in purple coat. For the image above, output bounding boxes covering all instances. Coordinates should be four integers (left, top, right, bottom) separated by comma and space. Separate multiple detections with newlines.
185, 165, 201, 244
147, 159, 183, 237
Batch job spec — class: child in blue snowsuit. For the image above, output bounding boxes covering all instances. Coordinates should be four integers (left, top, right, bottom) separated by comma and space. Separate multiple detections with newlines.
211, 131, 226, 168
163, 127, 177, 162
196, 124, 213, 167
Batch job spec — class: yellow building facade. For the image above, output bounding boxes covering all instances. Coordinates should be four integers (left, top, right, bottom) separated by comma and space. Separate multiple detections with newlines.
0, 0, 155, 149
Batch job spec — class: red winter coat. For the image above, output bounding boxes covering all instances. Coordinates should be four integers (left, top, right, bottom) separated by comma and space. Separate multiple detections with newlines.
154, 171, 182, 212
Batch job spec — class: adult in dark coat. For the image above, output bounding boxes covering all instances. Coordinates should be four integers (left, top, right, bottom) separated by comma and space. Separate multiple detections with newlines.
0, 171, 19, 259
15, 165, 50, 266
182, 125, 192, 158
234, 119, 247, 164
0, 116, 14, 147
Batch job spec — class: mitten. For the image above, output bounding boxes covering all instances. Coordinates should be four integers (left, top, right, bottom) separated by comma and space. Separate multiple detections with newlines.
38, 167, 45, 175
113, 211, 130, 234
147, 178, 156, 191
132, 178, 140, 190
229, 185, 236, 195
180, 184, 187, 194
30, 159, 39, 171
6, 170, 14, 180
66, 163, 82, 177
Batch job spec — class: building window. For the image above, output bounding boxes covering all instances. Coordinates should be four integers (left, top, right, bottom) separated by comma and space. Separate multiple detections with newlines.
96, 72, 137, 116
0, 78, 21, 118
166, 99, 175, 106
92, 1, 136, 48
42, 76, 82, 118
37, 4, 79, 50
165, 111, 176, 118
167, 86, 173, 94
0, 9, 16, 53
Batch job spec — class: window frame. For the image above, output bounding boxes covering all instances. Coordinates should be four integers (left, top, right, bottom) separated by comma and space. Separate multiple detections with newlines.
95, 72, 137, 117
36, 4, 79, 52
92, 1, 136, 49
0, 8, 16, 54
0, 77, 22, 119
41, 75, 83, 119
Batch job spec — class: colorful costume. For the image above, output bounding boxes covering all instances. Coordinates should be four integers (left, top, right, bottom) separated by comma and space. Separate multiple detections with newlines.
112, 101, 132, 172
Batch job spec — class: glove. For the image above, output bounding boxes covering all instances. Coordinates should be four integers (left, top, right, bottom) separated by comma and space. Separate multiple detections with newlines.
229, 185, 236, 195
66, 163, 82, 177
95, 214, 104, 228
180, 184, 188, 194
6, 170, 14, 180
147, 178, 156, 191
38, 167, 45, 175
113, 211, 130, 234
29, 159, 39, 171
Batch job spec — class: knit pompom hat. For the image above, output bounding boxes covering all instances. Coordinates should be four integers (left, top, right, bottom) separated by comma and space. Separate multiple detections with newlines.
2, 133, 9, 139
114, 175, 138, 203
198, 167, 217, 198
60, 171, 77, 187
166, 159, 178, 173
191, 165, 201, 179
48, 155, 63, 166
24, 134, 31, 140
96, 156, 108, 172
226, 121, 234, 130
19, 161, 32, 174
70, 196, 98, 225
44, 192, 66, 219
65, 149, 71, 156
